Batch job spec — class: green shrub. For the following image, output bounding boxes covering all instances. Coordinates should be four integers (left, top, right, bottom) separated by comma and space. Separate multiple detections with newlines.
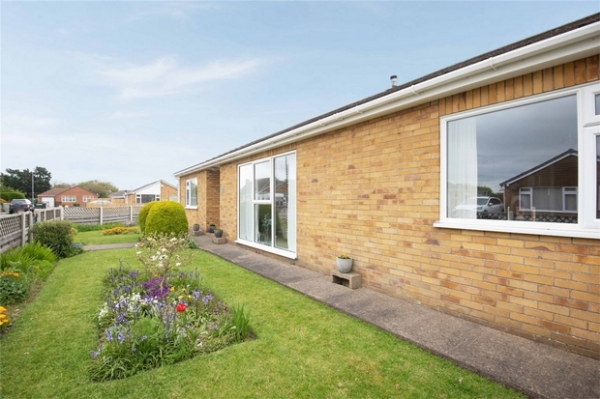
1, 250, 35, 271
138, 201, 159, 234
0, 268, 27, 304
145, 202, 188, 237
0, 190, 26, 201
18, 242, 57, 264
30, 220, 77, 259
75, 222, 126, 232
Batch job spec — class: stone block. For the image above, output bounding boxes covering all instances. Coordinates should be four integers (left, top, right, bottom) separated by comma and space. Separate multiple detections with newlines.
212, 237, 227, 245
330, 270, 362, 289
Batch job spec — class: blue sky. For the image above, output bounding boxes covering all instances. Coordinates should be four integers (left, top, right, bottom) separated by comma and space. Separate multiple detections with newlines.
1, 1, 598, 191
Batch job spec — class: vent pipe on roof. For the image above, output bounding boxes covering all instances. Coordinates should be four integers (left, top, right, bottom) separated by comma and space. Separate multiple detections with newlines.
390, 75, 397, 87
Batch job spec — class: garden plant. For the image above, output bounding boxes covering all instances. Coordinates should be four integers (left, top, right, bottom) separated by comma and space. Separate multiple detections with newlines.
89, 234, 252, 381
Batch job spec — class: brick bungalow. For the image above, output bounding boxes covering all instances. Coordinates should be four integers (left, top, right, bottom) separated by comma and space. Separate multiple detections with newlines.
37, 186, 98, 207
175, 14, 600, 358
110, 180, 178, 205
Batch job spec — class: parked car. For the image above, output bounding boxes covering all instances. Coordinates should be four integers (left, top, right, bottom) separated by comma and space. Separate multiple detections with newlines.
453, 196, 504, 218
9, 199, 33, 213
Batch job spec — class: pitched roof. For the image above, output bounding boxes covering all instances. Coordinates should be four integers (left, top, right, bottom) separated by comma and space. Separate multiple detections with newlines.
499, 149, 578, 187
131, 180, 177, 192
175, 12, 600, 176
38, 187, 69, 197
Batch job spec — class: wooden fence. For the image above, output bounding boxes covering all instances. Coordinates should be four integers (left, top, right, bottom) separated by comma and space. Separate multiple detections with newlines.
63, 206, 142, 225
0, 206, 142, 254
0, 212, 34, 254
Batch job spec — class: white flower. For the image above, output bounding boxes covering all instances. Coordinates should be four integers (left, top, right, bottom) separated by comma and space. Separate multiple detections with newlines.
136, 251, 142, 255
176, 262, 181, 267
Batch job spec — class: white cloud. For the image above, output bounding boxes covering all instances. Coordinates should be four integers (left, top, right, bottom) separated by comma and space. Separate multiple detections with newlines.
101, 56, 265, 100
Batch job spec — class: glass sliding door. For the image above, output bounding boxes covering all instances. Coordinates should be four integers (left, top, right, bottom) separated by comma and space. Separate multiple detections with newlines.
237, 152, 296, 258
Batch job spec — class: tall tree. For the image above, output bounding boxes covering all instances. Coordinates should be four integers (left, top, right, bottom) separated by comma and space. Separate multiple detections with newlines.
0, 167, 52, 199
78, 180, 118, 198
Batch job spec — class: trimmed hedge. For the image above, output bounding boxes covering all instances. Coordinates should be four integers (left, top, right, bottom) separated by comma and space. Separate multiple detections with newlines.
145, 202, 188, 236
138, 201, 159, 234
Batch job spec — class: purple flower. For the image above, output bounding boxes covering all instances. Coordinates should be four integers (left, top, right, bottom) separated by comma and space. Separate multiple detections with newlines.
105, 328, 113, 341
142, 277, 169, 300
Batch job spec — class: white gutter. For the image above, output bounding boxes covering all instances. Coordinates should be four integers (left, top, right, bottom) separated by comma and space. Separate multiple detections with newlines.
174, 21, 600, 177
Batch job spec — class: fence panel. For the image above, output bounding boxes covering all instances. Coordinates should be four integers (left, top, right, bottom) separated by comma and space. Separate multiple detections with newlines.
0, 213, 33, 254
64, 206, 142, 225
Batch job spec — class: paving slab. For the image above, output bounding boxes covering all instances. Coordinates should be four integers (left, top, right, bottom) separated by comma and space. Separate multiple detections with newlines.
191, 235, 600, 399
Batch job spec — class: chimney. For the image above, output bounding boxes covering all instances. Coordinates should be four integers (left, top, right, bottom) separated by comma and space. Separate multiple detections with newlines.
390, 75, 397, 87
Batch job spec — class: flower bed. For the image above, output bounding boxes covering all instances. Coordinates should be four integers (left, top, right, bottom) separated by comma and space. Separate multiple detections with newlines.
89, 235, 252, 381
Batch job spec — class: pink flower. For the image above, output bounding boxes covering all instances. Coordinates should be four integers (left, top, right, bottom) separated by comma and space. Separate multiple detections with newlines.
176, 303, 186, 313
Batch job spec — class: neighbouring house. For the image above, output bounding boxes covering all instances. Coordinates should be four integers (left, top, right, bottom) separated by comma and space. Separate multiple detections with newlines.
175, 14, 600, 359
110, 180, 178, 205
37, 186, 98, 207
499, 149, 600, 222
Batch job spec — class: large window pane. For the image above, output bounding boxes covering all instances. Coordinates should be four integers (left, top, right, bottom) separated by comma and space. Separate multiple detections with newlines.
597, 135, 600, 219
255, 204, 272, 245
239, 165, 253, 241
448, 95, 578, 223
254, 161, 271, 201
274, 154, 296, 250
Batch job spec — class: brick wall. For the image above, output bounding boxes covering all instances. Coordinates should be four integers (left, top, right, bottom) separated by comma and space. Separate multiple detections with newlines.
179, 170, 220, 232
160, 184, 177, 202
215, 56, 599, 358
57, 186, 97, 206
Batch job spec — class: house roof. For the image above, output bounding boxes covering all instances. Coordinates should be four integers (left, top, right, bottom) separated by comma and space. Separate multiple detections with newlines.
109, 190, 129, 198
131, 180, 177, 192
174, 13, 600, 177
38, 185, 97, 197
38, 187, 69, 197
499, 149, 578, 187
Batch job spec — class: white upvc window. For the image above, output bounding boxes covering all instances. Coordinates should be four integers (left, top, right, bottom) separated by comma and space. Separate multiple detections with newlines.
436, 82, 600, 239
237, 151, 297, 259
185, 178, 198, 208
61, 196, 76, 202
136, 194, 160, 204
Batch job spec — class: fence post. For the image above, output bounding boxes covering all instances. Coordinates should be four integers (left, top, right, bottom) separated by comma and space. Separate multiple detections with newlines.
100, 207, 104, 225
27, 212, 33, 244
130, 206, 133, 223
60, 207, 64, 220
20, 212, 27, 246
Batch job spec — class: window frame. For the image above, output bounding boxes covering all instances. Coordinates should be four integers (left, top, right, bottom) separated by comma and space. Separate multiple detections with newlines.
236, 151, 297, 259
61, 195, 76, 202
185, 178, 198, 208
435, 82, 600, 239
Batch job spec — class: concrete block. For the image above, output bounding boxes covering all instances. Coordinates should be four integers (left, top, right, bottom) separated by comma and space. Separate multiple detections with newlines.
330, 270, 362, 289
212, 237, 227, 245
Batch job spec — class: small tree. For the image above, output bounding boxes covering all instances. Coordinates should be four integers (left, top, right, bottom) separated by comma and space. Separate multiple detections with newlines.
30, 220, 77, 259
145, 202, 188, 237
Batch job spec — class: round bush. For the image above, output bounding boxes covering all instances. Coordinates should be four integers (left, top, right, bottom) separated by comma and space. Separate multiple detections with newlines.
30, 220, 76, 259
145, 202, 188, 237
138, 201, 159, 234
0, 190, 26, 202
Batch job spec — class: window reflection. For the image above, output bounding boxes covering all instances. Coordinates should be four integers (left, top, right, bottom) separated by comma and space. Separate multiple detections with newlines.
448, 95, 578, 222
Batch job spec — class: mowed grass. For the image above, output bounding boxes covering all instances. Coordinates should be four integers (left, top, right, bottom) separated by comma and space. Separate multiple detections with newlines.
75, 230, 141, 246
0, 248, 524, 399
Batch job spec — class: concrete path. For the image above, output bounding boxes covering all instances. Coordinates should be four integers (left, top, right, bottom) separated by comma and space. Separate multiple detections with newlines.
190, 235, 599, 399
83, 237, 600, 399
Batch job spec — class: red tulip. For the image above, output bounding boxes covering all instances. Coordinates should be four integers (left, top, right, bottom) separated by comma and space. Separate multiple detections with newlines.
176, 303, 186, 313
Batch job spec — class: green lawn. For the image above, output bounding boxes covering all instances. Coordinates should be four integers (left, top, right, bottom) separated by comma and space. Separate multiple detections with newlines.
75, 230, 141, 246
0, 248, 524, 399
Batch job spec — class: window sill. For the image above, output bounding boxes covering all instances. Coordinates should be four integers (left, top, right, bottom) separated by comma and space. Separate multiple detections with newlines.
185, 206, 198, 210
433, 220, 600, 240
235, 239, 297, 259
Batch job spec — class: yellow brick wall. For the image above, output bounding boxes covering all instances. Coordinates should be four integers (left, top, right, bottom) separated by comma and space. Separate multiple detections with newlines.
215, 55, 599, 358
178, 170, 220, 231
160, 184, 177, 202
